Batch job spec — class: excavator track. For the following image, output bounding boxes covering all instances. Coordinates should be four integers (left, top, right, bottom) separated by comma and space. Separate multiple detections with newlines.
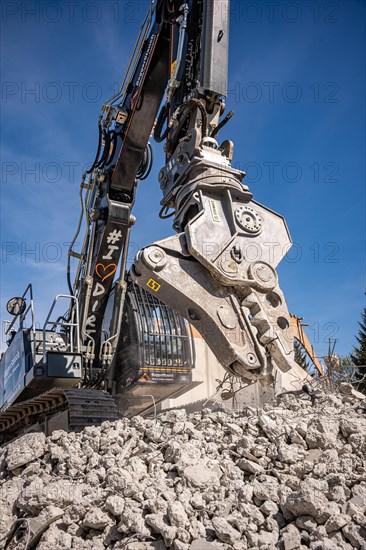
0, 388, 119, 443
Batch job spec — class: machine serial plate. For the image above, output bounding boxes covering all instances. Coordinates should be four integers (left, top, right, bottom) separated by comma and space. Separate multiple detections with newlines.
209, 199, 220, 222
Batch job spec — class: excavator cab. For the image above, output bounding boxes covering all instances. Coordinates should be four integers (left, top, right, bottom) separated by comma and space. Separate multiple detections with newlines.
103, 278, 198, 416
117, 279, 193, 375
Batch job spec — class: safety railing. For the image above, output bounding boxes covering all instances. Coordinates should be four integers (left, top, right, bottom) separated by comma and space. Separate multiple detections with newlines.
42, 295, 80, 364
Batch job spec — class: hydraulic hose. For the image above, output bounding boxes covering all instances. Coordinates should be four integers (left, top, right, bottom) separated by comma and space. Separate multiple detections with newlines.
86, 122, 103, 174
211, 110, 234, 139
154, 104, 169, 143
105, 130, 118, 167
96, 130, 111, 169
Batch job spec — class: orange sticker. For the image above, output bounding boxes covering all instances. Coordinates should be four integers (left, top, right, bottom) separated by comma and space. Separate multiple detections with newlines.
170, 60, 177, 77
95, 263, 117, 282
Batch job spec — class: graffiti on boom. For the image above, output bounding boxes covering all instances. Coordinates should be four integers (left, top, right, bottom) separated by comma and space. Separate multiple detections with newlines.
84, 228, 124, 337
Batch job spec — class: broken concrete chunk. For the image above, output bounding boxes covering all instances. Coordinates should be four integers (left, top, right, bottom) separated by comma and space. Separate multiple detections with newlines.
183, 461, 221, 488
304, 448, 323, 463
260, 500, 279, 516
105, 494, 125, 516
253, 478, 280, 502
281, 523, 302, 550
145, 513, 177, 546
295, 515, 317, 532
306, 418, 340, 450
37, 524, 72, 550
5, 432, 47, 470
325, 514, 350, 533
211, 516, 241, 544
283, 487, 339, 524
237, 458, 264, 474
83, 507, 111, 530
342, 522, 366, 548
168, 500, 189, 528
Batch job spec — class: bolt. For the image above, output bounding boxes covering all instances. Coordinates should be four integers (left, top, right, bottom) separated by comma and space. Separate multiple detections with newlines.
148, 249, 165, 264
142, 247, 167, 270
188, 309, 200, 321
246, 353, 256, 365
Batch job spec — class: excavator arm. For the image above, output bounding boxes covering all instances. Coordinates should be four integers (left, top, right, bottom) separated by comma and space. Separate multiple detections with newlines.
290, 314, 324, 376
70, 0, 179, 370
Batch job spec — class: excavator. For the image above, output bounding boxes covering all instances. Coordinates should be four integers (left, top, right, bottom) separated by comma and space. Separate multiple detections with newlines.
0, 0, 299, 440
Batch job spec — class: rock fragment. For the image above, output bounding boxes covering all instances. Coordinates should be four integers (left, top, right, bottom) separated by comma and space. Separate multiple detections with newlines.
83, 508, 111, 530
168, 500, 189, 528
105, 495, 125, 516
183, 461, 221, 488
5, 432, 47, 470
145, 514, 177, 546
281, 523, 301, 550
211, 517, 241, 544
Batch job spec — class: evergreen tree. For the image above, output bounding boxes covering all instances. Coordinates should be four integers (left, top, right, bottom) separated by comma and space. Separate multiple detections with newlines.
294, 340, 310, 372
350, 306, 366, 393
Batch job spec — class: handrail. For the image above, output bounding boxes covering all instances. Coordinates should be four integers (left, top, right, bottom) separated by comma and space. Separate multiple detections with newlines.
42, 295, 80, 363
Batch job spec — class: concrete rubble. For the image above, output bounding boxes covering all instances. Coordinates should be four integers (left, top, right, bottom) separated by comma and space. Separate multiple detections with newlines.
0, 386, 365, 549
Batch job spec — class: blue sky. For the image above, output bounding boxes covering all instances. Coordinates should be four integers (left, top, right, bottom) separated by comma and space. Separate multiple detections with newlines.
1, 0, 365, 362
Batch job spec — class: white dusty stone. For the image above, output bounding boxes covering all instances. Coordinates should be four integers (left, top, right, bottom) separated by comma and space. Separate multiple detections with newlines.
211, 516, 241, 544
237, 458, 264, 474
325, 514, 351, 533
5, 432, 47, 470
105, 494, 125, 516
283, 487, 340, 524
83, 507, 111, 530
342, 523, 366, 548
168, 500, 189, 528
281, 523, 302, 550
183, 461, 221, 488
145, 513, 177, 546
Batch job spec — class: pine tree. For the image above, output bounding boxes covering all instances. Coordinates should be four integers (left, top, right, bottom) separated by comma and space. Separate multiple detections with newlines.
294, 340, 310, 372
351, 306, 366, 365
351, 306, 366, 393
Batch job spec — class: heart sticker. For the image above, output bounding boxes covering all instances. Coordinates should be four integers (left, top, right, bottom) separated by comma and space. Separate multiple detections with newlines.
95, 263, 117, 282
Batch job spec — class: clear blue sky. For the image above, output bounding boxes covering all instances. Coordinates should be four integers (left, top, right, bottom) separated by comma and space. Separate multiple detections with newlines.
1, 0, 365, 362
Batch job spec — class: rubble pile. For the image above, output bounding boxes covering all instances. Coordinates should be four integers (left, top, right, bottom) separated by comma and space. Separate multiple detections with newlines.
0, 387, 365, 549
